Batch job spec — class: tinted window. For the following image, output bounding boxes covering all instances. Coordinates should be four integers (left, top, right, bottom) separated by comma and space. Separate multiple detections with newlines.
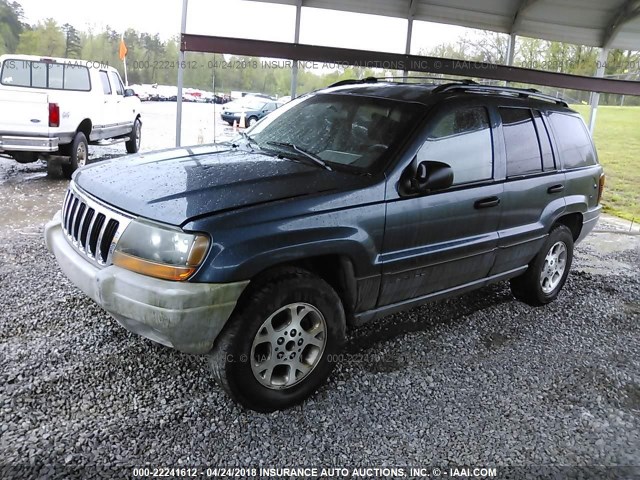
417, 106, 493, 185
109, 71, 124, 95
533, 111, 555, 171
548, 112, 597, 169
99, 71, 112, 95
500, 107, 542, 177
0, 60, 90, 91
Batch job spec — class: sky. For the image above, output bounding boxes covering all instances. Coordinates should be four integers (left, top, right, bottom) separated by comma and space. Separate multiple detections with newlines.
18, 0, 474, 55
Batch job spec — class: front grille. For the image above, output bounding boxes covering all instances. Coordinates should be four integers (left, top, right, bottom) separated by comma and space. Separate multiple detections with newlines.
61, 185, 133, 266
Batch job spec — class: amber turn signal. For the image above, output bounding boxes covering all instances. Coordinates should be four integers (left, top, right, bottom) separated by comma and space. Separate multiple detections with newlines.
113, 251, 197, 281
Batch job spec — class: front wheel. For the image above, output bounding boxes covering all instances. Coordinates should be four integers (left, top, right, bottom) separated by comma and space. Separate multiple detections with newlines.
61, 132, 88, 179
126, 118, 142, 154
209, 267, 346, 412
510, 224, 574, 306
248, 116, 259, 127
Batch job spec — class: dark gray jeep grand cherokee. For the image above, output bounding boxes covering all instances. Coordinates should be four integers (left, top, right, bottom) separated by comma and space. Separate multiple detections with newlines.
45, 80, 604, 412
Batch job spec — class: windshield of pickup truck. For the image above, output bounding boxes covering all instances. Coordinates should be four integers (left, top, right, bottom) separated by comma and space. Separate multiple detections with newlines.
245, 93, 422, 172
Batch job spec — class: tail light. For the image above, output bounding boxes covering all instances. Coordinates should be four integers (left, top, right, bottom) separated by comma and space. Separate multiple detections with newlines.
48, 103, 60, 127
597, 173, 605, 205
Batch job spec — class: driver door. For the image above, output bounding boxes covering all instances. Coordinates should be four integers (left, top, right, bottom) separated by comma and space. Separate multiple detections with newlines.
379, 102, 503, 307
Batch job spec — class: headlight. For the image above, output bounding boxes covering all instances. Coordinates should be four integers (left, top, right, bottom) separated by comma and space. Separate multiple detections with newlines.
112, 219, 210, 281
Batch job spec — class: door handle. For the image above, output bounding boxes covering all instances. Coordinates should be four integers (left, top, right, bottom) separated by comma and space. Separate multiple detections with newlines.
547, 184, 565, 194
474, 196, 501, 209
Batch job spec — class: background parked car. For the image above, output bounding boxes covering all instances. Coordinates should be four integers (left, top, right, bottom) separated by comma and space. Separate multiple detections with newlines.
220, 97, 279, 126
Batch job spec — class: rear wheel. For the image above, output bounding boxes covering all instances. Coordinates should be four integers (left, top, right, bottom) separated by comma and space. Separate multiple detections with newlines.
125, 118, 142, 154
209, 267, 346, 412
510, 224, 574, 306
61, 132, 88, 179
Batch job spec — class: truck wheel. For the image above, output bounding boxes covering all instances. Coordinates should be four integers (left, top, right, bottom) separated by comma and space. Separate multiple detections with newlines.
209, 267, 346, 412
510, 224, 574, 306
61, 132, 88, 179
125, 118, 142, 154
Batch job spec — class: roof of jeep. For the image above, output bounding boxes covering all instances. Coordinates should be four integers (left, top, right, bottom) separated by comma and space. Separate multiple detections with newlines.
318, 82, 576, 114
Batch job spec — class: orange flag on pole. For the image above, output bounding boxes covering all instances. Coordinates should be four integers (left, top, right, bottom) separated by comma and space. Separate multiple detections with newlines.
119, 35, 128, 61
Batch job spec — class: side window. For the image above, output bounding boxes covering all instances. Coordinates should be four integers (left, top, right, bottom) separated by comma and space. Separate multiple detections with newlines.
64, 65, 90, 90
548, 112, 597, 169
417, 106, 493, 186
108, 71, 124, 95
533, 111, 555, 171
500, 107, 542, 177
99, 71, 112, 95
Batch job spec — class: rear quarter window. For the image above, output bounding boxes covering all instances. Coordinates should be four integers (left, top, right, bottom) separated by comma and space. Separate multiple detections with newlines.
500, 107, 543, 177
548, 112, 597, 169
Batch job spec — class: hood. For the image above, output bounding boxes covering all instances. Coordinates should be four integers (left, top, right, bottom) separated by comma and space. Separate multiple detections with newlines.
74, 145, 367, 226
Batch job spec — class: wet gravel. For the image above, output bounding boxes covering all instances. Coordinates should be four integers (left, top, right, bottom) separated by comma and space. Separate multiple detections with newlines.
0, 226, 639, 478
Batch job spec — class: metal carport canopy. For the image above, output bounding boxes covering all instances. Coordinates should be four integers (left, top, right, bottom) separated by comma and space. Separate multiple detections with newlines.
249, 0, 640, 50
175, 0, 640, 145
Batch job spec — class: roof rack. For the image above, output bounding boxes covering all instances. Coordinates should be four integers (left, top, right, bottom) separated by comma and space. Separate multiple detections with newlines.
375, 76, 478, 85
432, 83, 568, 106
328, 77, 379, 88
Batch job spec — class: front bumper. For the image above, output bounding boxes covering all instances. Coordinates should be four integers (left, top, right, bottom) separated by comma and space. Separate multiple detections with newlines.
44, 212, 248, 354
0, 135, 59, 152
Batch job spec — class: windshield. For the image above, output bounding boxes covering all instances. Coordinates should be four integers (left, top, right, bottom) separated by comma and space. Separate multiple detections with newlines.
244, 93, 422, 173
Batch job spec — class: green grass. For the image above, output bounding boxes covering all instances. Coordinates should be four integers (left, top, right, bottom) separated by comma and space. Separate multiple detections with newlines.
571, 105, 640, 222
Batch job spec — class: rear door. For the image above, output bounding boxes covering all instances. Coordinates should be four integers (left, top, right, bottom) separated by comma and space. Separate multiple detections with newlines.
95, 69, 117, 139
490, 106, 566, 275
107, 71, 132, 137
380, 101, 503, 306
0, 59, 50, 137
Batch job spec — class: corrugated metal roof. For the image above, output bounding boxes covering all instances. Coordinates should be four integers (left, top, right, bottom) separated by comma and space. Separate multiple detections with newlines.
248, 0, 640, 50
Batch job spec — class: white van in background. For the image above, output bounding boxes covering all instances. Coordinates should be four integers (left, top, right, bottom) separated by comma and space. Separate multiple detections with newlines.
0, 54, 142, 178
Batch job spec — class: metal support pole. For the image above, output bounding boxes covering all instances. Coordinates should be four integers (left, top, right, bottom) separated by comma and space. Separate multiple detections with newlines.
176, 0, 189, 147
290, 0, 302, 99
589, 48, 608, 136
506, 32, 516, 66
403, 0, 415, 80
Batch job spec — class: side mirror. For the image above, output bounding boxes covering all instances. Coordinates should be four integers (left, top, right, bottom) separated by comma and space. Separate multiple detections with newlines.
124, 89, 136, 97
403, 160, 454, 195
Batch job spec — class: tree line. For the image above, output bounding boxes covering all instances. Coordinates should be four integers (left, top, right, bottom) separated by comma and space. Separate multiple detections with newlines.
1, 0, 638, 103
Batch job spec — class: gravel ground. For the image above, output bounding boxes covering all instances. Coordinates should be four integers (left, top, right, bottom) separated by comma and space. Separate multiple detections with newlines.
0, 226, 639, 479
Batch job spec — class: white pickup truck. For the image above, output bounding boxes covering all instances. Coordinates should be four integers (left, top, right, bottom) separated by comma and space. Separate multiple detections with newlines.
0, 54, 142, 178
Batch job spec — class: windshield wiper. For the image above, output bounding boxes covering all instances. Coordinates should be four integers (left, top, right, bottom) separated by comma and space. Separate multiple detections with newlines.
266, 142, 332, 171
232, 131, 260, 150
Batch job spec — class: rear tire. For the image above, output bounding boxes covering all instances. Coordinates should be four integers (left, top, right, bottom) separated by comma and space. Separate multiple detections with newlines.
510, 224, 574, 306
61, 132, 88, 179
209, 267, 346, 412
125, 118, 142, 154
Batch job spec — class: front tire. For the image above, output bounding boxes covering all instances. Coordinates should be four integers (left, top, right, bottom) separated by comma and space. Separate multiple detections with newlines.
125, 118, 142, 154
248, 116, 259, 127
61, 132, 88, 179
209, 267, 346, 412
510, 224, 574, 306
